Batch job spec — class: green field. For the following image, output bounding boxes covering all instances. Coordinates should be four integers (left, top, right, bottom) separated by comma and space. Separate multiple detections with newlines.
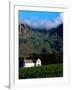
19, 64, 63, 79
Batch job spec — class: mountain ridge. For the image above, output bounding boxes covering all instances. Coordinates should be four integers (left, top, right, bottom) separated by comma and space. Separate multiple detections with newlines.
19, 22, 63, 58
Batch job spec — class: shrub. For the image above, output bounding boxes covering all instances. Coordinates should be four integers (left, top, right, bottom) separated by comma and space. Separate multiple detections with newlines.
19, 64, 63, 79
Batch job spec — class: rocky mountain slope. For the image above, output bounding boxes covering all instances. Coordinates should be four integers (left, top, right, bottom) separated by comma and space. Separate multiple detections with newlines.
19, 22, 63, 58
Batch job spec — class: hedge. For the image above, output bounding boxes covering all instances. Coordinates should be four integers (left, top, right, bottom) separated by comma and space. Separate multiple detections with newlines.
19, 64, 63, 79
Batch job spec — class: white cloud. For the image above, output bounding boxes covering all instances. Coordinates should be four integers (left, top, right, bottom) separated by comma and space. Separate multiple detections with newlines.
38, 13, 63, 30
54, 13, 63, 27
23, 20, 31, 25
31, 22, 38, 28
22, 13, 63, 30
39, 19, 55, 29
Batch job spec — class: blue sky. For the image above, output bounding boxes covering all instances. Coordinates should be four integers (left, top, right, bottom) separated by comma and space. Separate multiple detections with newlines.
19, 10, 63, 29
19, 10, 60, 21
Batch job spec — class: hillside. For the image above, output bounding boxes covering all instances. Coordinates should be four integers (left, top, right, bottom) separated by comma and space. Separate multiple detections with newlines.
19, 22, 63, 57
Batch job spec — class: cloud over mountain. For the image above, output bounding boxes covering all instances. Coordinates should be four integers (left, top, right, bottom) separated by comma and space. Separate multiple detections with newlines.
19, 13, 63, 30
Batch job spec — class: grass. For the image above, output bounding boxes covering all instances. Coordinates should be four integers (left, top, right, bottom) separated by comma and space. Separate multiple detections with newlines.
19, 64, 63, 79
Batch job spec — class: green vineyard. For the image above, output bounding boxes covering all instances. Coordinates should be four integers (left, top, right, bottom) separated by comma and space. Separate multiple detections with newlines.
19, 64, 63, 79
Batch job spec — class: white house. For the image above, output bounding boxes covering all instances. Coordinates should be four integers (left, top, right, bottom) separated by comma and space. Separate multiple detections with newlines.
23, 58, 35, 68
23, 58, 41, 68
36, 58, 41, 66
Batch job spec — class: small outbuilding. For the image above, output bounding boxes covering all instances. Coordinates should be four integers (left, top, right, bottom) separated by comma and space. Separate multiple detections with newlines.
36, 58, 41, 66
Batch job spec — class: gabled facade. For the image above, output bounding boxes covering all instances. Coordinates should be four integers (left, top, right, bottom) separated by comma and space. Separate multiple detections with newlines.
36, 58, 41, 66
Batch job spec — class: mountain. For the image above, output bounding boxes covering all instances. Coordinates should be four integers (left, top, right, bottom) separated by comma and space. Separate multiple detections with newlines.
19, 22, 63, 58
